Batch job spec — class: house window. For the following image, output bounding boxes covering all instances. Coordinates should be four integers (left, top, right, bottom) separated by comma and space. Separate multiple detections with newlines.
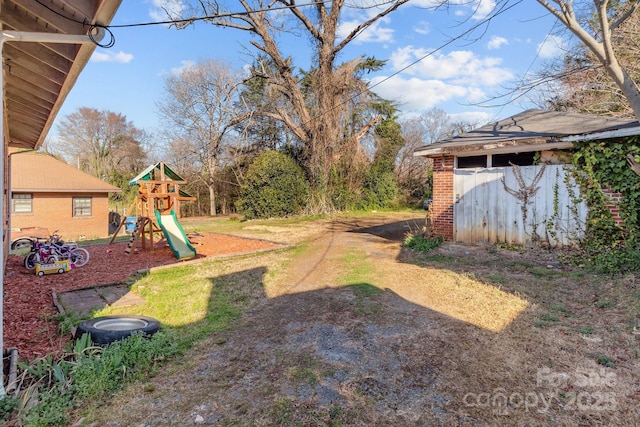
73, 197, 92, 217
457, 155, 487, 169
492, 152, 537, 167
12, 193, 32, 213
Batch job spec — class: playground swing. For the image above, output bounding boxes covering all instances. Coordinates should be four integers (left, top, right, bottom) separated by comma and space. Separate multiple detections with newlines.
109, 162, 197, 260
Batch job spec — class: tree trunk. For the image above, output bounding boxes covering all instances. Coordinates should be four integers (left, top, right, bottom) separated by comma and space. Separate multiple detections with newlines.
209, 184, 217, 216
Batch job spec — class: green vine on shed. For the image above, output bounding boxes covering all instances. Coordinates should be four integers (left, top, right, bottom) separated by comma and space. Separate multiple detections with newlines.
544, 167, 584, 247
571, 137, 640, 272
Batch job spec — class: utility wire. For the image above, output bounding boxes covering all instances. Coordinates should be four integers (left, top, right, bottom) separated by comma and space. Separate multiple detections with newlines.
40, 0, 541, 136
365, 0, 523, 94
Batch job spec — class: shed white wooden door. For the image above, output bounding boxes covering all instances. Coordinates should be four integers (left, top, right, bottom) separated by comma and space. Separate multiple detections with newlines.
453, 165, 587, 246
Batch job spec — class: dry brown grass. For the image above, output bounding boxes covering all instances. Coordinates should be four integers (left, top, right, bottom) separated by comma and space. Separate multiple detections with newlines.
79, 212, 640, 426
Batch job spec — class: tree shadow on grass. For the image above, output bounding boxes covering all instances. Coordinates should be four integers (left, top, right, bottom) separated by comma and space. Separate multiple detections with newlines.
84, 260, 614, 427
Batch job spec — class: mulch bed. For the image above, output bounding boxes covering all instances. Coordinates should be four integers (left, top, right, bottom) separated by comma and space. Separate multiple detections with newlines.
3, 233, 280, 360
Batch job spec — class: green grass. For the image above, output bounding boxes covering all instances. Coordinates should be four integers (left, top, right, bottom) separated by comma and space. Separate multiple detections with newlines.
180, 213, 327, 234
98, 260, 261, 350
16, 332, 178, 427
594, 299, 614, 309
538, 313, 560, 323
339, 248, 376, 286
579, 325, 594, 336
336, 248, 383, 316
403, 234, 443, 253
486, 273, 509, 284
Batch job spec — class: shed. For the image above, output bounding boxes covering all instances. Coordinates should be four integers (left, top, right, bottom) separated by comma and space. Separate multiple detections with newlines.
414, 109, 640, 247
10, 150, 121, 241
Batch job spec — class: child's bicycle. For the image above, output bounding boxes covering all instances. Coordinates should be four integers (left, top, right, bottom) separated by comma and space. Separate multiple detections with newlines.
23, 231, 90, 270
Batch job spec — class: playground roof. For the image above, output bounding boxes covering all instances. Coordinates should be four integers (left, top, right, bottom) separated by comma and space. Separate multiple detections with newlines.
129, 162, 194, 198
129, 162, 185, 185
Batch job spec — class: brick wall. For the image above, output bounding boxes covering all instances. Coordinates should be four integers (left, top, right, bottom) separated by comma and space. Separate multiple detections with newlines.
601, 187, 624, 228
431, 156, 454, 240
11, 192, 110, 241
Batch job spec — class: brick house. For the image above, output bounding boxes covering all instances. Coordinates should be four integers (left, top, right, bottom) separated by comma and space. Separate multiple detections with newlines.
414, 109, 640, 247
9, 151, 121, 242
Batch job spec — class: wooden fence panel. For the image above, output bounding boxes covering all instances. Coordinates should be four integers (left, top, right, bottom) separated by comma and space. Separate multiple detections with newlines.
454, 165, 587, 246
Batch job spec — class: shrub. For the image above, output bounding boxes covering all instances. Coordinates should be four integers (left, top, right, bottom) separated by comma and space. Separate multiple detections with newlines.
237, 151, 310, 219
356, 170, 398, 210
403, 234, 444, 252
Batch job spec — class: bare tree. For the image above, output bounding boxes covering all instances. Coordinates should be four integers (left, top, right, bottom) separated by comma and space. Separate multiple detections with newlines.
173, 0, 409, 212
157, 59, 250, 216
396, 108, 463, 205
56, 107, 149, 180
540, 8, 640, 117
536, 0, 640, 120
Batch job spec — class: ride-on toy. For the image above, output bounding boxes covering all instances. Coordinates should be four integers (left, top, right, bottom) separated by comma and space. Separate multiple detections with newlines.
35, 260, 71, 276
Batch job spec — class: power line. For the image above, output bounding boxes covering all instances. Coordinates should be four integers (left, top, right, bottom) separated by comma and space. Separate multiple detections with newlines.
365, 0, 523, 94
46, 0, 541, 133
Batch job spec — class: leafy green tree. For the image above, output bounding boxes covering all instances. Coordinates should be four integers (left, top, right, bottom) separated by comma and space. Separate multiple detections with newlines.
357, 105, 403, 209
237, 151, 309, 219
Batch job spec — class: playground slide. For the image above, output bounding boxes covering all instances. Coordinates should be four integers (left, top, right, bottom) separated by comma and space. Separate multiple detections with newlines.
154, 210, 197, 260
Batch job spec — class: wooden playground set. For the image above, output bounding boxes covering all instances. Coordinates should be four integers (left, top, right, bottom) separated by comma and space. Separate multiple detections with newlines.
110, 162, 197, 260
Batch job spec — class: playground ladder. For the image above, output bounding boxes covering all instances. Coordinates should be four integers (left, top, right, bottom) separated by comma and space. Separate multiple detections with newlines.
124, 217, 147, 255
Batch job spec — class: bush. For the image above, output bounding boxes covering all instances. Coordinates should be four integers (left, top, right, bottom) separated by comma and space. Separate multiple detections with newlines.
356, 170, 398, 210
237, 151, 310, 219
403, 234, 444, 252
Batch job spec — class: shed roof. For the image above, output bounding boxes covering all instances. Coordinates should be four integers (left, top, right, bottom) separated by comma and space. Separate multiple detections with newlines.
414, 109, 640, 157
11, 151, 121, 193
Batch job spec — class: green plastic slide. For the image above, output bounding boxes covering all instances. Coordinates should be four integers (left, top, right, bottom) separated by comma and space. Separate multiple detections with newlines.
154, 210, 196, 260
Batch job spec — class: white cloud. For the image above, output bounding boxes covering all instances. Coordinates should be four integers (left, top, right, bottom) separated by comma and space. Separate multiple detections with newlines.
450, 111, 492, 126
411, 0, 497, 19
414, 21, 430, 35
537, 35, 564, 59
169, 60, 196, 76
369, 75, 468, 111
149, 0, 185, 22
91, 50, 134, 63
487, 35, 508, 50
337, 16, 394, 44
465, 87, 487, 103
368, 43, 516, 115
387, 46, 513, 86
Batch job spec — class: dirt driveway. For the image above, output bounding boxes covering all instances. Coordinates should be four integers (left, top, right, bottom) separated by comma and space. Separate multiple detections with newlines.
84, 213, 640, 426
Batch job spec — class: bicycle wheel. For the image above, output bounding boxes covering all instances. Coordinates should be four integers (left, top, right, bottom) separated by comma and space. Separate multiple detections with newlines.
70, 248, 90, 267
24, 252, 38, 270
44, 254, 59, 264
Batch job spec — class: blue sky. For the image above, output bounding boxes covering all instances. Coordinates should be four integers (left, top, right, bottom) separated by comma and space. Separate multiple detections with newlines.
53, 0, 565, 136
